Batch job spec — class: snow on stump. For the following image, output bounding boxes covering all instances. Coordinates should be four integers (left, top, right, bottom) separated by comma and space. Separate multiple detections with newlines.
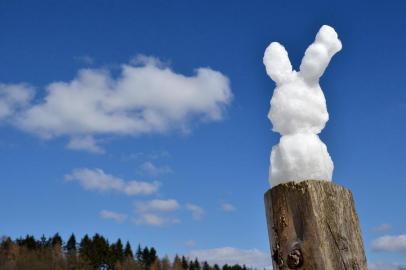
264, 180, 367, 270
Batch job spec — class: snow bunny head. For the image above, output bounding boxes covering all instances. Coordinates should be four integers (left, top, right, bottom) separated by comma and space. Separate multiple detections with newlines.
264, 25, 342, 187
264, 25, 342, 136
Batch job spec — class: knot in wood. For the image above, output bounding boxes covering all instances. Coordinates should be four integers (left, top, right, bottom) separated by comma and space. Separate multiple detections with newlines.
287, 249, 303, 269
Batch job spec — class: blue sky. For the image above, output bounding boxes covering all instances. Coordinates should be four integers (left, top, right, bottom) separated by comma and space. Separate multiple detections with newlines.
0, 0, 405, 269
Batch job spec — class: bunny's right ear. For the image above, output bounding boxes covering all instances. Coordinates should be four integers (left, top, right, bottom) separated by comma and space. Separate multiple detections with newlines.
299, 25, 342, 83
263, 42, 293, 85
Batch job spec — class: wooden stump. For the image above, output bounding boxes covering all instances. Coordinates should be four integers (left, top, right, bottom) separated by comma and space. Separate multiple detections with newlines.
264, 180, 367, 270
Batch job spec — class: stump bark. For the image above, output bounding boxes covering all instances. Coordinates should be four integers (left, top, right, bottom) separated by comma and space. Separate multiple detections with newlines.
264, 180, 367, 270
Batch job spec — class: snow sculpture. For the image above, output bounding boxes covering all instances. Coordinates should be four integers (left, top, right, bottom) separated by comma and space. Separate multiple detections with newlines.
263, 25, 342, 186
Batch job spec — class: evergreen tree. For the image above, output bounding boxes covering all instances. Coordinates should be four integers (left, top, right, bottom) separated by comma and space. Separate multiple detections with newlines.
142, 246, 157, 269
110, 238, 124, 267
79, 234, 92, 265
66, 233, 77, 252
136, 244, 143, 262
193, 258, 201, 270
189, 261, 195, 270
0, 233, 253, 270
51, 233, 63, 247
161, 255, 171, 270
142, 246, 149, 266
173, 255, 183, 270
116, 238, 124, 262
39, 234, 50, 248
181, 256, 189, 270
203, 261, 211, 270
90, 233, 110, 269
66, 234, 77, 270
17, 235, 37, 250
149, 247, 157, 264
124, 241, 133, 259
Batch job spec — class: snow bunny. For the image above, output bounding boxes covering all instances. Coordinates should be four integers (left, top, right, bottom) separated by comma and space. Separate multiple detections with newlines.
263, 25, 342, 187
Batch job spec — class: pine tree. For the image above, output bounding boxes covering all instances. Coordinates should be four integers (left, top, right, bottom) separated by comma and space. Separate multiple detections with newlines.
66, 234, 77, 270
149, 247, 157, 265
90, 233, 110, 269
51, 233, 63, 248
136, 244, 143, 262
161, 255, 171, 270
203, 261, 211, 270
79, 234, 92, 266
193, 258, 201, 270
17, 235, 37, 250
173, 255, 183, 270
181, 256, 189, 270
66, 234, 76, 252
124, 241, 133, 259
116, 239, 124, 262
39, 234, 49, 248
138, 246, 158, 270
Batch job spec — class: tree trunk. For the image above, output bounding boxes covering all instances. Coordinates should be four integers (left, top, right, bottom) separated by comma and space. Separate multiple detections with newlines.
264, 180, 367, 270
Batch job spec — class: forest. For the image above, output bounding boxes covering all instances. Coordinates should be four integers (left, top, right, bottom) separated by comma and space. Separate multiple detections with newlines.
0, 234, 252, 270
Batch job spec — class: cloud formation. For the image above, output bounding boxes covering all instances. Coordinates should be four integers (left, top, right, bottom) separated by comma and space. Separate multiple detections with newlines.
99, 210, 128, 223
189, 247, 272, 270
135, 199, 180, 213
0, 83, 34, 120
65, 168, 159, 196
8, 56, 231, 152
369, 261, 406, 270
66, 135, 105, 154
134, 199, 180, 226
372, 234, 406, 254
140, 161, 172, 177
186, 203, 204, 220
133, 213, 180, 226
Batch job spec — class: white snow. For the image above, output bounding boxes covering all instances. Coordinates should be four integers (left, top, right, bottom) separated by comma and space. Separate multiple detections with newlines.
264, 25, 342, 186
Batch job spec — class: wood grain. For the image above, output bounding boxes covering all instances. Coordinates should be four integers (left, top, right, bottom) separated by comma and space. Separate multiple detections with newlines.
264, 180, 367, 270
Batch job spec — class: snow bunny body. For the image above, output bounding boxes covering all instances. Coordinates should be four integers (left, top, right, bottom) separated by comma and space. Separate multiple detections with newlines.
264, 25, 342, 187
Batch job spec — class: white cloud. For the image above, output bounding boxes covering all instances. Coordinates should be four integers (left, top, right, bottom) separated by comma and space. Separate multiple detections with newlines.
66, 135, 104, 154
140, 161, 172, 176
372, 234, 406, 254
186, 203, 204, 220
134, 213, 180, 226
369, 261, 406, 270
99, 210, 127, 223
65, 168, 159, 195
189, 247, 272, 270
221, 203, 236, 212
372, 223, 392, 233
135, 199, 180, 213
134, 199, 181, 227
14, 56, 232, 152
0, 83, 34, 120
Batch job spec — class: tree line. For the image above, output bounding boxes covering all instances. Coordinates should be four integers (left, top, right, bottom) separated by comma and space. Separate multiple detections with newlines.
0, 234, 251, 270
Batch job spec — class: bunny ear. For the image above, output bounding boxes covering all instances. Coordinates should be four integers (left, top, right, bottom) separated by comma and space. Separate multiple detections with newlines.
263, 42, 293, 84
299, 25, 342, 83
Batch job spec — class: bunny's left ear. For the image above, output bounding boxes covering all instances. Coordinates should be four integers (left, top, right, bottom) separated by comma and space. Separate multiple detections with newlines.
299, 25, 342, 83
263, 42, 293, 85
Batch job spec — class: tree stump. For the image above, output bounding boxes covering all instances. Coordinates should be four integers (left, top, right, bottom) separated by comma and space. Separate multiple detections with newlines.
264, 180, 367, 270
